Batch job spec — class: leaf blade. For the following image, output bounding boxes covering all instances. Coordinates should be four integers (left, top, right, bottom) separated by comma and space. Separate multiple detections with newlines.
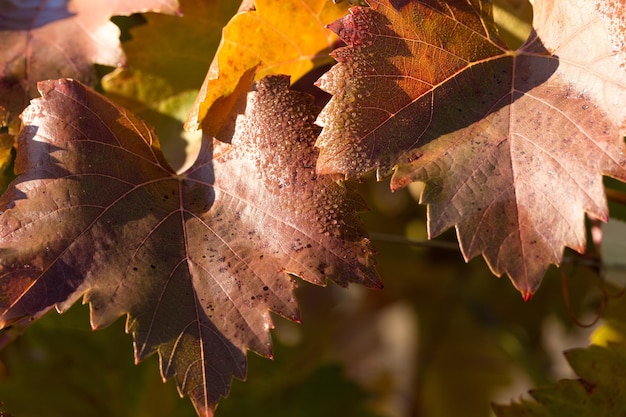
315, 0, 626, 296
0, 76, 379, 416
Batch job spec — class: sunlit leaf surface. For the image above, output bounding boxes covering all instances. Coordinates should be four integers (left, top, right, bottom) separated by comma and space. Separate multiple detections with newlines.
315, 0, 626, 297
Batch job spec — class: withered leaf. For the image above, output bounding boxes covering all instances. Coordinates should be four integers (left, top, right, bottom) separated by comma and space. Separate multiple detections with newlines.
315, 0, 626, 297
0, 76, 379, 416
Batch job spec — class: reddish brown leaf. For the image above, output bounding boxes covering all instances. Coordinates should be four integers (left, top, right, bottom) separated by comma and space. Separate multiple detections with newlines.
315, 0, 626, 297
0, 76, 379, 416
0, 0, 179, 133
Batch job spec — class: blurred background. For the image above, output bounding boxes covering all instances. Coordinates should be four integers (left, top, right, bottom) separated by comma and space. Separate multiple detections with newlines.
0, 0, 622, 416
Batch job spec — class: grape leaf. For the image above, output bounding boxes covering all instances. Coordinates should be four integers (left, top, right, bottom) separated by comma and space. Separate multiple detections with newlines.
315, 0, 626, 298
492, 344, 626, 417
0, 0, 179, 134
0, 76, 380, 416
184, 0, 349, 137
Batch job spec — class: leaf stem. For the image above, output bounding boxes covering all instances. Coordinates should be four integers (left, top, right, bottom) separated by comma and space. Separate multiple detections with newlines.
368, 232, 460, 250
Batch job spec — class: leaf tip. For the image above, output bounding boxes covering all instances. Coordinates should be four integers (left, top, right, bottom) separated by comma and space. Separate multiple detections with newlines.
325, 5, 372, 48
326, 19, 343, 36
35, 78, 85, 100
521, 290, 533, 302
292, 313, 303, 324
35, 79, 60, 97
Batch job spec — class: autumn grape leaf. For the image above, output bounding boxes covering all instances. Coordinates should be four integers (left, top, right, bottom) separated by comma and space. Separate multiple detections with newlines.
184, 0, 349, 137
492, 344, 626, 417
0, 76, 380, 416
0, 0, 179, 134
315, 0, 626, 298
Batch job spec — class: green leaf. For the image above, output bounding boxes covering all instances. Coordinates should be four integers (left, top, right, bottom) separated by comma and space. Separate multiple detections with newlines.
221, 347, 382, 417
103, 0, 240, 109
0, 133, 13, 193
493, 344, 626, 417
102, 0, 241, 171
0, 304, 197, 417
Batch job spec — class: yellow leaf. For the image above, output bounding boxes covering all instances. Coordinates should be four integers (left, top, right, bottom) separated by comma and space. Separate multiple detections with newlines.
185, 0, 349, 137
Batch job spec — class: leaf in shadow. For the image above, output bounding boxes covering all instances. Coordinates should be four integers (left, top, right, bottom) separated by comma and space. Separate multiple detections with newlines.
493, 344, 626, 417
0, 75, 379, 416
0, 0, 179, 134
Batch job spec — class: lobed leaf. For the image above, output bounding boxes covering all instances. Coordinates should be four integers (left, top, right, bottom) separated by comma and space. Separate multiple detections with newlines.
315, 0, 626, 297
0, 76, 379, 416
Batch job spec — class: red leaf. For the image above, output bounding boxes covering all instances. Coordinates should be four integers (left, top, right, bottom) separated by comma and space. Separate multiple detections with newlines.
0, 76, 379, 416
315, 0, 626, 297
